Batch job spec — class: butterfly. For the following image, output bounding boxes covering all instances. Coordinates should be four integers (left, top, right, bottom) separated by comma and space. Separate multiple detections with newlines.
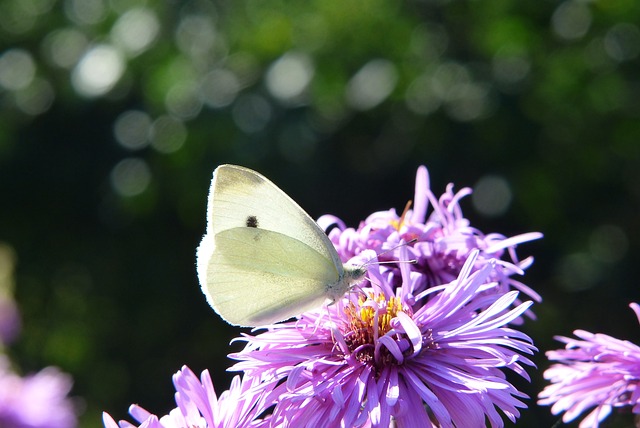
196, 164, 367, 327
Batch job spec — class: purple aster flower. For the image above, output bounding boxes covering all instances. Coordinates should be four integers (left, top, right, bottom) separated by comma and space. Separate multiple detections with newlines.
538, 302, 640, 428
103, 365, 270, 428
318, 166, 542, 317
0, 356, 76, 428
230, 250, 536, 427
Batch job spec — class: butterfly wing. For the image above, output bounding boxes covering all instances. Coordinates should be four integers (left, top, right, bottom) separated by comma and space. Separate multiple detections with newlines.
197, 164, 344, 326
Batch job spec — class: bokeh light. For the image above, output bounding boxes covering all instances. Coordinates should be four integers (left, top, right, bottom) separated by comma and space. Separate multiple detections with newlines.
64, 0, 107, 25
265, 51, 314, 105
43, 28, 89, 69
110, 158, 151, 197
0, 49, 36, 91
149, 115, 187, 154
345, 59, 397, 111
200, 69, 241, 108
472, 175, 512, 217
14, 78, 55, 116
71, 44, 125, 97
551, 1, 592, 41
111, 7, 160, 57
604, 23, 640, 62
113, 110, 152, 151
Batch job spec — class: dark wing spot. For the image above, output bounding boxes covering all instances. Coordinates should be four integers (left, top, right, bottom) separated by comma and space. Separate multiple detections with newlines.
246, 215, 259, 228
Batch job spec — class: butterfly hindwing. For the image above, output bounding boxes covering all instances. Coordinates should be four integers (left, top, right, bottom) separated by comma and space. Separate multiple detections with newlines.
201, 227, 338, 326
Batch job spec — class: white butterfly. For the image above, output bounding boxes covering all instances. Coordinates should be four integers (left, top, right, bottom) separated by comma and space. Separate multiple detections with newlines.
196, 164, 367, 327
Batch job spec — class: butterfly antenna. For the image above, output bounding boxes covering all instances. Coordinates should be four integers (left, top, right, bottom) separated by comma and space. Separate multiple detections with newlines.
361, 238, 419, 268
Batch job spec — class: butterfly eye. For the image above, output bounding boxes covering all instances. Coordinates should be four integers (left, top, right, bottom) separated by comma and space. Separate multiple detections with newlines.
246, 215, 259, 228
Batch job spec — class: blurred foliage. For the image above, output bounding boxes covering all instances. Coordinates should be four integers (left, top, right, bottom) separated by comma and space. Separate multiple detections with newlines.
1, 0, 640, 426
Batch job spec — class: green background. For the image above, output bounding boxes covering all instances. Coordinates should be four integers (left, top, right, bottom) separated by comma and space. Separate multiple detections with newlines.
1, 0, 639, 426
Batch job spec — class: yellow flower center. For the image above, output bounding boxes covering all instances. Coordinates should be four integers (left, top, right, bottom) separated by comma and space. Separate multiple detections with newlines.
342, 293, 405, 367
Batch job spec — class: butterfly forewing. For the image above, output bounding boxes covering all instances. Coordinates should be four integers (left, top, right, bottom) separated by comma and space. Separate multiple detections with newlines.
207, 165, 343, 270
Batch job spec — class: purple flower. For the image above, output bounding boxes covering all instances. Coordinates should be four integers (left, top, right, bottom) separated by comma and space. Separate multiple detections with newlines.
230, 250, 536, 427
318, 166, 542, 316
0, 356, 76, 428
103, 366, 269, 428
538, 302, 640, 428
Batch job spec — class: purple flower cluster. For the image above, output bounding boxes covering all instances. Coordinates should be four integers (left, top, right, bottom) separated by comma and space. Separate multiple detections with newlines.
0, 356, 76, 428
538, 302, 640, 427
105, 166, 542, 427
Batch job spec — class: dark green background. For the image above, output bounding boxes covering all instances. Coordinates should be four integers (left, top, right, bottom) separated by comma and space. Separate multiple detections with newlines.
1, 0, 639, 426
